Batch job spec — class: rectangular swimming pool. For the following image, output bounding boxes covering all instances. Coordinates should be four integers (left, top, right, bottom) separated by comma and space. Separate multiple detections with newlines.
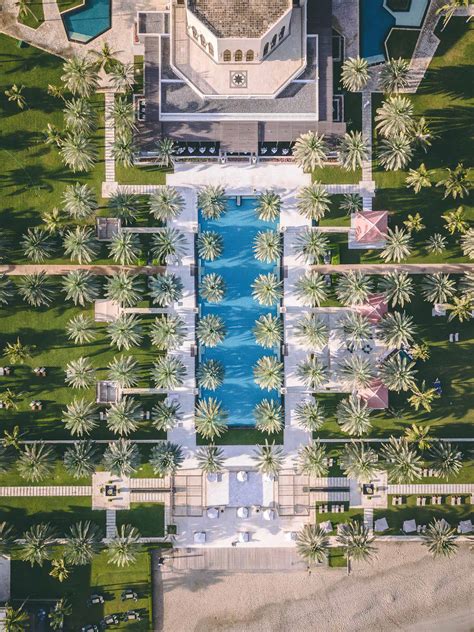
198, 196, 281, 426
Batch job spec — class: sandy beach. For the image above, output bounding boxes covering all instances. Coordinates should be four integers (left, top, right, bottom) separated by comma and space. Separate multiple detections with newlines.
162, 543, 473, 632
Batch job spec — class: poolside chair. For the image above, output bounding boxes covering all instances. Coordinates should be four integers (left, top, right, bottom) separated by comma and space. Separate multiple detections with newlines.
237, 506, 249, 519
236, 471, 248, 483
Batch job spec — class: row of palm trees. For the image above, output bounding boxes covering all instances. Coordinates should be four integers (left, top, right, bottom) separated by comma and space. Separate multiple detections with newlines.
3, 597, 71, 632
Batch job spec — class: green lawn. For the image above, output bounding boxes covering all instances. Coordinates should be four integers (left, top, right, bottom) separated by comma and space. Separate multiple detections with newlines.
374, 494, 473, 535
328, 546, 347, 568
57, 0, 84, 12
17, 0, 45, 29
116, 502, 165, 537
315, 505, 364, 531
385, 28, 420, 60
318, 195, 352, 227
196, 427, 284, 446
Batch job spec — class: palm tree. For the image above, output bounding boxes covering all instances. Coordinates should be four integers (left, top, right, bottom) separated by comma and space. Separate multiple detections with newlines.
63, 440, 99, 478
442, 206, 468, 235
378, 310, 416, 348
256, 190, 281, 221
460, 272, 474, 299
63, 226, 98, 263
381, 436, 422, 483
106, 271, 142, 307
336, 521, 376, 574
19, 272, 53, 306
405, 163, 431, 194
198, 185, 227, 219
292, 131, 327, 171
197, 314, 226, 347
61, 56, 99, 97
196, 444, 225, 474
296, 525, 330, 567
62, 398, 98, 436
252, 273, 283, 306
21, 227, 54, 262
294, 229, 329, 264
254, 399, 283, 434
425, 233, 447, 255
65, 357, 96, 389
109, 61, 135, 92
112, 133, 136, 167
403, 212, 425, 233
0, 274, 13, 306
197, 359, 225, 390
297, 440, 328, 477
112, 96, 137, 134
378, 271, 414, 307
107, 314, 143, 350
195, 398, 228, 439
103, 439, 141, 476
447, 295, 472, 322
297, 182, 331, 220
436, 0, 471, 30
151, 228, 188, 264
341, 311, 372, 349
295, 313, 329, 349
150, 314, 186, 351
63, 520, 101, 566
90, 41, 119, 71
381, 226, 413, 263
341, 56, 369, 92
380, 355, 417, 392
43, 122, 63, 147
375, 95, 414, 138
63, 97, 97, 135
0, 388, 20, 411
21, 522, 56, 566
253, 230, 281, 263
107, 397, 141, 436
151, 400, 182, 431
17, 442, 55, 482
49, 598, 72, 630
252, 440, 285, 476
0, 522, 16, 556
5, 83, 26, 109
411, 341, 430, 362
436, 163, 470, 199
47, 83, 66, 100
378, 134, 413, 171
149, 272, 184, 307
4, 603, 29, 632
197, 231, 223, 261
337, 395, 372, 436
421, 273, 456, 304
340, 441, 379, 482
41, 207, 63, 234
340, 193, 362, 215
294, 399, 326, 431
423, 522, 459, 563
68, 324, 95, 361
60, 133, 97, 172
407, 381, 439, 413
339, 355, 375, 389
429, 441, 462, 480
411, 117, 433, 152
252, 314, 282, 349
0, 444, 13, 473
404, 422, 432, 451
107, 524, 142, 567
336, 271, 373, 306
3, 337, 35, 363
155, 137, 176, 168
108, 191, 140, 223
152, 355, 186, 389
150, 441, 184, 476
338, 130, 368, 171
49, 558, 70, 583
149, 186, 184, 221
62, 270, 98, 306
295, 271, 328, 307
461, 228, 474, 259
200, 273, 226, 303
380, 57, 410, 93
108, 231, 141, 265
253, 355, 283, 391
297, 356, 327, 389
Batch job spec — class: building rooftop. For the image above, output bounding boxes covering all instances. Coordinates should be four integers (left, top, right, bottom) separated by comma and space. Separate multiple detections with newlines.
188, 0, 291, 38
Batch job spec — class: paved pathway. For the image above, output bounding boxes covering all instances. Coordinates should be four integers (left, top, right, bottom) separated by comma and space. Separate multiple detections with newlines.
364, 507, 374, 532
309, 263, 474, 274
0, 264, 166, 275
360, 91, 374, 210
0, 486, 91, 496
388, 484, 474, 495
106, 509, 117, 539
104, 92, 117, 184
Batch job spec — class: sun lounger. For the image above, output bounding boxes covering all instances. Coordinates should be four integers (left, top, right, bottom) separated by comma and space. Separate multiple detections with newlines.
402, 519, 417, 534
374, 517, 389, 532
458, 520, 473, 534
320, 520, 332, 533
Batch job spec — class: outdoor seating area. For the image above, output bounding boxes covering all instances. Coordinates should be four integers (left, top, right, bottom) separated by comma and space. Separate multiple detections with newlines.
33, 367, 47, 377
0, 367, 11, 376
29, 400, 43, 411
318, 504, 347, 514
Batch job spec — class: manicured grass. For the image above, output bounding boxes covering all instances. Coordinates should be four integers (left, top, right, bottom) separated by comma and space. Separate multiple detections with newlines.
315, 505, 364, 531
116, 163, 168, 185
328, 546, 346, 568
312, 166, 361, 184
385, 28, 420, 61
17, 0, 45, 29
57, 0, 85, 12
319, 195, 352, 227
11, 549, 153, 630
0, 456, 91, 487
374, 494, 473, 535
197, 427, 284, 446
116, 502, 165, 537
134, 55, 145, 94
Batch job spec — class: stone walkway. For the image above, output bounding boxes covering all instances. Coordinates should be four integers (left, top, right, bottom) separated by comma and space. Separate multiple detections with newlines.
388, 483, 474, 495
309, 263, 474, 274
104, 92, 116, 184
106, 509, 117, 538
0, 486, 92, 496
0, 264, 166, 275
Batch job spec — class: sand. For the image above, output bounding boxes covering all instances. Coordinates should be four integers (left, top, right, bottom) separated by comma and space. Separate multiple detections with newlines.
162, 543, 474, 632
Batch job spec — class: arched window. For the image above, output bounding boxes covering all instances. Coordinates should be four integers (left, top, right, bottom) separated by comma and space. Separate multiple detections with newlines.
279, 26, 285, 41
200, 34, 206, 47
234, 49, 243, 62
223, 49, 231, 61
271, 34, 277, 49
208, 42, 214, 56
246, 50, 254, 62
191, 26, 198, 39
263, 42, 269, 57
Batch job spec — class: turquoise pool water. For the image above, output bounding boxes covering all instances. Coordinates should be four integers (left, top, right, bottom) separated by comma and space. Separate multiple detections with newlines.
198, 197, 281, 426
62, 0, 111, 43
